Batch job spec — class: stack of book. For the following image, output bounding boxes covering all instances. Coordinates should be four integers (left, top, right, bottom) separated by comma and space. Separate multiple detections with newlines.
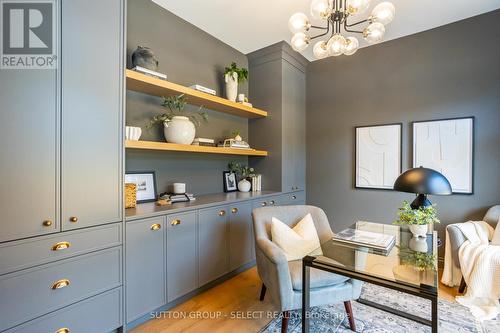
332, 228, 395, 255
251, 174, 262, 192
132, 66, 167, 80
192, 138, 215, 147
189, 84, 216, 96
159, 193, 196, 203
218, 139, 250, 149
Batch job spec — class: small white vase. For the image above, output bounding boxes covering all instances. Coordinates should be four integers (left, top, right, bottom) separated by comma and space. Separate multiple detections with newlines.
409, 224, 428, 238
225, 72, 238, 101
163, 116, 195, 145
238, 179, 251, 192
409, 237, 428, 253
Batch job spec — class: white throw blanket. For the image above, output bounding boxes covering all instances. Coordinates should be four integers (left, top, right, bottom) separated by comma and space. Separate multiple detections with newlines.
442, 221, 500, 320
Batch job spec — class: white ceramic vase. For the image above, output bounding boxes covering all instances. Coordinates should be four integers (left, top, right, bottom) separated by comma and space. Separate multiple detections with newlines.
225, 72, 238, 101
125, 126, 142, 141
409, 237, 428, 253
409, 224, 428, 238
238, 179, 251, 192
163, 116, 195, 144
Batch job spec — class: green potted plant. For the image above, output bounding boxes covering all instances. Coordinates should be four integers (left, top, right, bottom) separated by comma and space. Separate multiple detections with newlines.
399, 246, 436, 271
224, 62, 248, 102
147, 94, 207, 144
393, 201, 440, 238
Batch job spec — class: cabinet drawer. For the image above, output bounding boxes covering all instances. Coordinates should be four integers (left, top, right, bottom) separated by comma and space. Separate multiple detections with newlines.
0, 247, 121, 331
5, 287, 122, 333
0, 223, 121, 275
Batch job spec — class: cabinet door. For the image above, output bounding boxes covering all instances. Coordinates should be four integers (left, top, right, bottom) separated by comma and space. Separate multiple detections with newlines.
167, 211, 197, 302
0, 60, 58, 242
126, 217, 166, 323
198, 206, 229, 286
61, 0, 123, 230
228, 202, 254, 271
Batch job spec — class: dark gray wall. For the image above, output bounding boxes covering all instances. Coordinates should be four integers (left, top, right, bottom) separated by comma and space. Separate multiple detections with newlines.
126, 0, 249, 195
306, 10, 500, 256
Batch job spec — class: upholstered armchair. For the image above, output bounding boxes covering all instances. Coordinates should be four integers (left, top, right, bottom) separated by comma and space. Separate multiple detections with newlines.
447, 205, 500, 292
252, 205, 362, 333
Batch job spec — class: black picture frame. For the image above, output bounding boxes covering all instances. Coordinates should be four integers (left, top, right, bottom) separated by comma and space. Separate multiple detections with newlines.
125, 171, 157, 203
354, 122, 403, 191
223, 171, 238, 192
412, 116, 475, 195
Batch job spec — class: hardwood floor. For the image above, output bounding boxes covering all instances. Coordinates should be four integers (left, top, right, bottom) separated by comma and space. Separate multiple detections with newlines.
131, 267, 460, 333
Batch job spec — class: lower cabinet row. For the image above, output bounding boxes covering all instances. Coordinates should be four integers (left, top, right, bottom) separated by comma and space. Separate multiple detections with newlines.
125, 192, 305, 324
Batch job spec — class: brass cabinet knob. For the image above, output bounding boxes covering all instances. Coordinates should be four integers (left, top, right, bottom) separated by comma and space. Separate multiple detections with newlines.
150, 223, 161, 231
171, 219, 181, 226
55, 328, 70, 333
218, 210, 226, 216
261, 202, 267, 207
292, 195, 297, 200
69, 216, 78, 223
52, 279, 70, 290
231, 208, 238, 214
269, 200, 275, 205
52, 241, 71, 251
43, 220, 53, 227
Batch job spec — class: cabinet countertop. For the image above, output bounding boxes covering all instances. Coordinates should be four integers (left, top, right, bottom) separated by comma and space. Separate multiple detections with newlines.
125, 191, 283, 221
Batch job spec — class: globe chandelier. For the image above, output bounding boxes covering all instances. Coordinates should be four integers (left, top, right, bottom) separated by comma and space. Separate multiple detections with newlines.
288, 0, 396, 59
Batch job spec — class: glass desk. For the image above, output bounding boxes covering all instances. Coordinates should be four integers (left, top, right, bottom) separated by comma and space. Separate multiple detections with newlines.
301, 221, 438, 333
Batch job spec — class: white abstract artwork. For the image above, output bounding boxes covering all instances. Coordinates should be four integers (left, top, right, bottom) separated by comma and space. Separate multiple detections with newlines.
413, 118, 474, 194
356, 124, 402, 189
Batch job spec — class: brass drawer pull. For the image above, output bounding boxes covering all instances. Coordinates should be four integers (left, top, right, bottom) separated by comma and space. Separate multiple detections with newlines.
151, 223, 161, 231
55, 328, 70, 333
231, 208, 238, 214
52, 241, 71, 251
69, 216, 78, 223
292, 195, 297, 200
52, 279, 70, 290
171, 219, 181, 226
269, 200, 275, 205
219, 210, 226, 216
261, 202, 267, 207
43, 220, 53, 227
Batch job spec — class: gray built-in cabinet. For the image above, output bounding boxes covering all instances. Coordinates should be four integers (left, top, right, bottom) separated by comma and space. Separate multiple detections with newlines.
248, 42, 307, 193
0, 0, 124, 332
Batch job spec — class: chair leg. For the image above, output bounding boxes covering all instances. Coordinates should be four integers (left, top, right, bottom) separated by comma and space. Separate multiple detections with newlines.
344, 301, 356, 332
259, 283, 267, 301
459, 277, 467, 294
281, 310, 290, 333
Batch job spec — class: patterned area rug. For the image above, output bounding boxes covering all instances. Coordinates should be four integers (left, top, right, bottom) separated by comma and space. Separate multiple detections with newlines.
259, 284, 500, 333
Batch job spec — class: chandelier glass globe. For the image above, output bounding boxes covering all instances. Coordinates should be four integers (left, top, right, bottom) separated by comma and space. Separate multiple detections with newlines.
363, 22, 385, 43
327, 34, 346, 56
344, 37, 359, 55
310, 0, 331, 20
291, 32, 310, 52
370, 2, 396, 25
346, 0, 370, 15
288, 12, 310, 33
313, 40, 329, 59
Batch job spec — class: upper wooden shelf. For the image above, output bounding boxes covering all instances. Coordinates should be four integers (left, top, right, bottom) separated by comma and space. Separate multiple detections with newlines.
125, 69, 268, 119
125, 140, 268, 157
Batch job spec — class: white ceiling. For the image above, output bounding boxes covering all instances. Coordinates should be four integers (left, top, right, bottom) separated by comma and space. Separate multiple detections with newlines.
152, 0, 500, 61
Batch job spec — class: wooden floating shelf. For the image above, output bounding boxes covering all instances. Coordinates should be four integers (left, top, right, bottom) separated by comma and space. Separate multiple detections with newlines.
126, 69, 268, 119
125, 140, 268, 157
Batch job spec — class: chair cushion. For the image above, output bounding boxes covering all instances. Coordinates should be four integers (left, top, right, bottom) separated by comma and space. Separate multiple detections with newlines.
271, 213, 322, 261
288, 260, 349, 290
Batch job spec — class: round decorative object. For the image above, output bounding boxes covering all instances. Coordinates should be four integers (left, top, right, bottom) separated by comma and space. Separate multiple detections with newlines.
409, 224, 428, 238
131, 46, 159, 71
225, 72, 238, 101
238, 179, 251, 192
409, 237, 428, 253
163, 116, 196, 145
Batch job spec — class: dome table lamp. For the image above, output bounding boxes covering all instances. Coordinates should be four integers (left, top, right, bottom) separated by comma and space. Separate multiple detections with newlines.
393, 167, 452, 209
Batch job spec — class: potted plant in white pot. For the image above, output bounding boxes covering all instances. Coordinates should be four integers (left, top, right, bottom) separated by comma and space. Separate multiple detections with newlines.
148, 94, 207, 145
393, 201, 440, 238
224, 62, 248, 102
228, 162, 255, 192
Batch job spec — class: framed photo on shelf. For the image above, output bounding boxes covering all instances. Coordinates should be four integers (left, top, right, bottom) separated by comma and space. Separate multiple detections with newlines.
355, 123, 402, 190
413, 117, 474, 194
223, 171, 238, 192
125, 171, 157, 203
